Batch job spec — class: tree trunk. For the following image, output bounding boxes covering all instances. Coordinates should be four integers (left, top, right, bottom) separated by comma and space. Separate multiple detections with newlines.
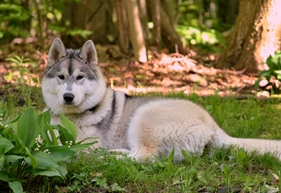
150, 0, 161, 51
161, 0, 174, 25
115, 0, 129, 54
33, 0, 45, 48
62, 0, 115, 47
217, 0, 238, 24
160, 3, 184, 54
216, 0, 281, 73
138, 0, 149, 43
87, 0, 115, 44
125, 0, 147, 62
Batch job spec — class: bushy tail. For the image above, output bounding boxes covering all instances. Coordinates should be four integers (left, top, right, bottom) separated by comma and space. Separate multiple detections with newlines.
212, 128, 281, 161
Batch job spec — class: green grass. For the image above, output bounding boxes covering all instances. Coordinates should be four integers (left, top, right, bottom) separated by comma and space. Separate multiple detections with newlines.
1, 85, 281, 192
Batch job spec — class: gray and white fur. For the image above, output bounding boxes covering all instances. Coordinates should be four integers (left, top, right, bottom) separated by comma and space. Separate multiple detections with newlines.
42, 38, 281, 162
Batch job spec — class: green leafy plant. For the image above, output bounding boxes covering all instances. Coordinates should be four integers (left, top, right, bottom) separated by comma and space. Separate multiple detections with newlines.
5, 55, 38, 86
0, 107, 94, 193
0, 3, 30, 40
256, 51, 281, 93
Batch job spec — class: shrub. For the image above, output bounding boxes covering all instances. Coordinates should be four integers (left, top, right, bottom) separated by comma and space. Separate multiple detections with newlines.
256, 51, 281, 93
0, 107, 94, 193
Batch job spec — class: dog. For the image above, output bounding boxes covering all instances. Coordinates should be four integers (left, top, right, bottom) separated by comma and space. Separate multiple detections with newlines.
42, 38, 281, 162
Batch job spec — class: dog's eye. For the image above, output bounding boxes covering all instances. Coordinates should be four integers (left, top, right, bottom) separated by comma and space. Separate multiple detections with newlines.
77, 75, 84, 80
58, 75, 65, 80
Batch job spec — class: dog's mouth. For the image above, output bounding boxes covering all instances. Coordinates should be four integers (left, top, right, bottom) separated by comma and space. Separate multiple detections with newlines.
63, 102, 75, 106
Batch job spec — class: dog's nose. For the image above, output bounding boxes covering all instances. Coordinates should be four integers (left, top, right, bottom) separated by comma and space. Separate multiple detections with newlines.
63, 93, 75, 103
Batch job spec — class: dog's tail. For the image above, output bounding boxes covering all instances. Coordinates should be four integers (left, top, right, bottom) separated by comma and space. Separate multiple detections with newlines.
212, 128, 281, 161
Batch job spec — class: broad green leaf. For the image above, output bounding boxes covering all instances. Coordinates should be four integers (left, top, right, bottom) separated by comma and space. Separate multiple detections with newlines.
38, 110, 51, 133
25, 147, 37, 169
17, 107, 39, 149
6, 155, 23, 165
8, 181, 23, 193
259, 70, 272, 78
71, 142, 95, 151
47, 124, 59, 145
38, 111, 52, 144
60, 113, 77, 141
274, 70, 281, 75
5, 114, 20, 124
33, 166, 64, 178
0, 172, 9, 182
271, 54, 281, 67
54, 125, 74, 145
32, 161, 68, 178
0, 155, 4, 169
0, 136, 14, 155
33, 168, 61, 177
47, 146, 75, 162
25, 151, 58, 169
56, 161, 68, 177
266, 55, 275, 69
1, 127, 13, 135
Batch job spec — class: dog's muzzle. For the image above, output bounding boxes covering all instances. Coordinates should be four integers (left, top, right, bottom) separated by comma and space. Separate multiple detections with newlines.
63, 93, 75, 104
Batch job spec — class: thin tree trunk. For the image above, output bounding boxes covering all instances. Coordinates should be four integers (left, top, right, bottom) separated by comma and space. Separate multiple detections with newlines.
150, 0, 161, 51
33, 0, 44, 47
216, 0, 281, 73
125, 0, 147, 62
62, 0, 115, 47
138, 0, 149, 43
161, 0, 174, 24
115, 0, 129, 54
160, 4, 184, 54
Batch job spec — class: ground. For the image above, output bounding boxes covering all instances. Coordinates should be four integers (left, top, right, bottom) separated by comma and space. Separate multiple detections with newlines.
0, 38, 261, 98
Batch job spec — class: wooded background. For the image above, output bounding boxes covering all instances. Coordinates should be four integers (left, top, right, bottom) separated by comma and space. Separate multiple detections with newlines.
1, 0, 281, 74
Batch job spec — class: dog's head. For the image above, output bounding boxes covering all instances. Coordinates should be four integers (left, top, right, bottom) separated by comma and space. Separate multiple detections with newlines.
42, 38, 106, 115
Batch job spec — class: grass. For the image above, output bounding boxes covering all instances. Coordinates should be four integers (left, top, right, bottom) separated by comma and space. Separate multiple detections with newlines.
1, 84, 281, 192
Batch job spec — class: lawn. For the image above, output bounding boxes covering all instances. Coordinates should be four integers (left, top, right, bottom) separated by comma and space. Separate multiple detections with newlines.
1, 84, 281, 192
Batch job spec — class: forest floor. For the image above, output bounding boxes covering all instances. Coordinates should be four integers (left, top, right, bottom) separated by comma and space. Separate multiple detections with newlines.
0, 38, 264, 99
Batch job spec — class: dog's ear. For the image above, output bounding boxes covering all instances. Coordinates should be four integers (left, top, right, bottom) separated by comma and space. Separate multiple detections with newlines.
48, 38, 67, 67
79, 40, 98, 68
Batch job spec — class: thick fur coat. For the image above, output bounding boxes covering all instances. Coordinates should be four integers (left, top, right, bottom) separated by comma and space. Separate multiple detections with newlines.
42, 39, 281, 162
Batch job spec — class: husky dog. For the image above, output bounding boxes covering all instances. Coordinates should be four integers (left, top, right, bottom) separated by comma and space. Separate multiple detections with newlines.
42, 38, 281, 162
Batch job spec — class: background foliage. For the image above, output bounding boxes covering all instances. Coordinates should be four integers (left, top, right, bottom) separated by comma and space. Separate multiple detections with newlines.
0, 0, 235, 51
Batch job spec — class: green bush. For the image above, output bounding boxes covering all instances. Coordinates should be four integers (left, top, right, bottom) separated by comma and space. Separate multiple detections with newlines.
256, 51, 281, 93
0, 107, 94, 193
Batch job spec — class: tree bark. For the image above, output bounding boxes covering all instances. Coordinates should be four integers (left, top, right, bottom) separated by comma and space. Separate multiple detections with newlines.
115, 0, 129, 54
62, 0, 115, 47
161, 0, 174, 25
150, 0, 161, 51
217, 0, 238, 24
160, 3, 184, 54
125, 0, 147, 62
33, 0, 45, 48
138, 0, 149, 43
216, 0, 281, 73
86, 0, 115, 44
